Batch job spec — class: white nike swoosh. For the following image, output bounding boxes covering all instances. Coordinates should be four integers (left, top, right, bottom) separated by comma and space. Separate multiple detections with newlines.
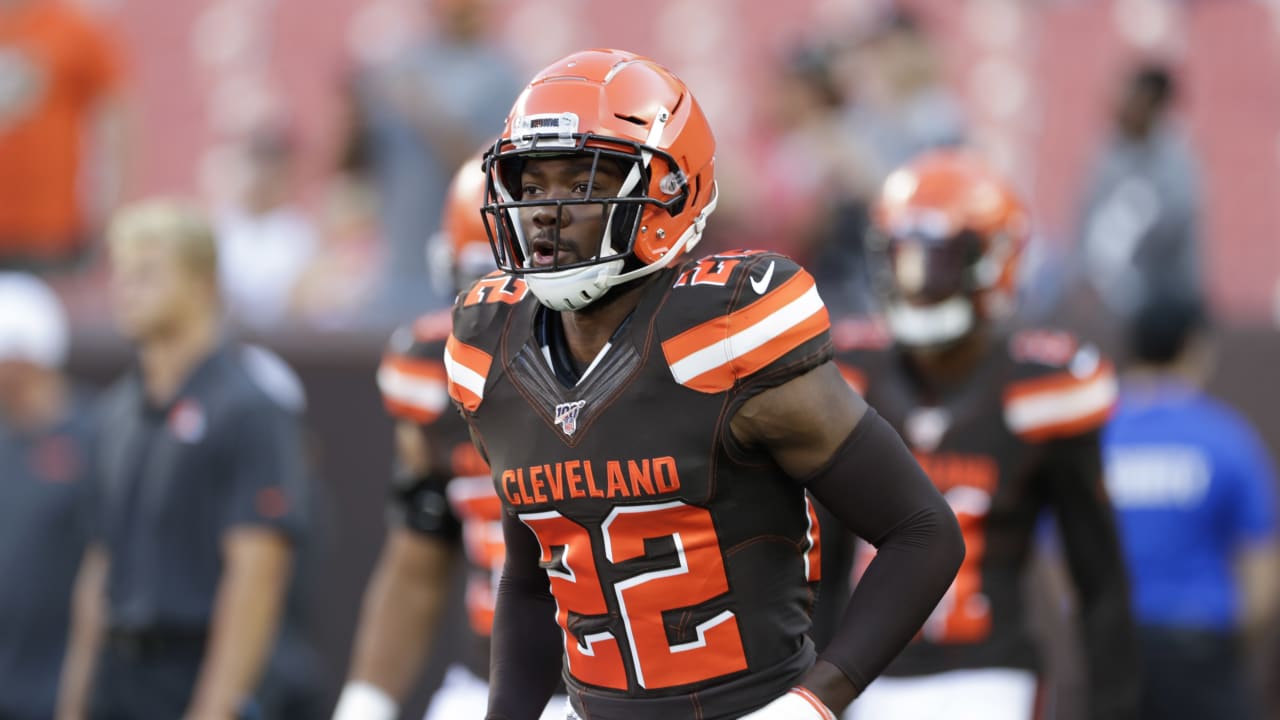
750, 260, 776, 295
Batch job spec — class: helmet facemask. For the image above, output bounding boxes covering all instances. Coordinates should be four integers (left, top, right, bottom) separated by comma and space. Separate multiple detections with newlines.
480, 111, 702, 311
869, 225, 1014, 349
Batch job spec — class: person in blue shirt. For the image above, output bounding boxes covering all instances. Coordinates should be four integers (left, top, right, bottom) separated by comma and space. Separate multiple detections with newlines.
0, 272, 97, 720
1104, 295, 1278, 720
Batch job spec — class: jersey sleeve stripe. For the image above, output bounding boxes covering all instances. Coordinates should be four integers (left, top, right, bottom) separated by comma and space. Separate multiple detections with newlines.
446, 475, 501, 504
726, 301, 829, 384
376, 355, 450, 423
663, 270, 814, 362
663, 275, 830, 393
377, 360, 449, 424
446, 477, 503, 519
1003, 362, 1117, 440
444, 334, 492, 412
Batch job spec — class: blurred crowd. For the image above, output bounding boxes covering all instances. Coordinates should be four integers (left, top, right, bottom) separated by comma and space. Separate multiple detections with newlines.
1, 0, 1279, 718
0, 0, 1235, 338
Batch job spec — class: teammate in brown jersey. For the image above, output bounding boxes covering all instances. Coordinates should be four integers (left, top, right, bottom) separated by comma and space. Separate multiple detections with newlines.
443, 48, 966, 720
830, 150, 1140, 720
333, 157, 568, 720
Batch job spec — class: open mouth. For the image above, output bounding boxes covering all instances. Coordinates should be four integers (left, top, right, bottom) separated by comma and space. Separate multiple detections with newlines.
530, 237, 573, 268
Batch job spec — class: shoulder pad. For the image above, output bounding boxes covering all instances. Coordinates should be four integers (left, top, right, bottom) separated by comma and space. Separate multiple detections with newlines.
451, 271, 530, 344
658, 250, 832, 394
378, 316, 451, 425
447, 271, 530, 413
1003, 330, 1117, 442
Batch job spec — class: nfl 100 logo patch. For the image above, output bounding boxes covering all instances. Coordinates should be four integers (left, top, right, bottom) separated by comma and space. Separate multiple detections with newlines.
554, 400, 586, 436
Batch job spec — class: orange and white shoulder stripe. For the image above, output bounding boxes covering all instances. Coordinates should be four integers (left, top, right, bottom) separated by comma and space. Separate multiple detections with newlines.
662, 268, 829, 394
444, 334, 493, 412
1003, 353, 1117, 441
377, 353, 449, 424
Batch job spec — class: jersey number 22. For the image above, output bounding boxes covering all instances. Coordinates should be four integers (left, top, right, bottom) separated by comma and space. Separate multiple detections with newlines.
520, 500, 749, 690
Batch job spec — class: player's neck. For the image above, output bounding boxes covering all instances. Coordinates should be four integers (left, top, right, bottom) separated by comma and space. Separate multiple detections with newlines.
903, 329, 991, 392
138, 311, 221, 406
559, 276, 653, 367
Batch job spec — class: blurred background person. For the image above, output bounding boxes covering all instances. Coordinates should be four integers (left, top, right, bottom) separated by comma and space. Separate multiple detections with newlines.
833, 9, 966, 186
1104, 294, 1278, 720
332, 156, 566, 720
339, 0, 521, 321
833, 150, 1138, 720
0, 272, 96, 720
214, 123, 319, 333
772, 10, 966, 317
758, 42, 879, 316
1076, 63, 1202, 325
0, 0, 127, 271
57, 199, 312, 720
289, 175, 381, 330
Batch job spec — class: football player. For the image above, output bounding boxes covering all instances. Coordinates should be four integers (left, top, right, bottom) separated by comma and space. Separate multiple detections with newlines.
332, 156, 567, 720
445, 48, 966, 720
833, 150, 1140, 720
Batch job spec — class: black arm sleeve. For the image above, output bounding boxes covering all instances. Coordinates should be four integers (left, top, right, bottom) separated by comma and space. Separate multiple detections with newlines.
803, 408, 966, 695
486, 511, 564, 720
1042, 430, 1140, 720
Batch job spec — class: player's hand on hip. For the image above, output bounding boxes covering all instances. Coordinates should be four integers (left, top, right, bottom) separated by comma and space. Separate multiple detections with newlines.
738, 687, 838, 720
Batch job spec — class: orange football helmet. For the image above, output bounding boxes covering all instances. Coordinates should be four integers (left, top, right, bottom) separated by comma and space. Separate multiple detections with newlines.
428, 151, 494, 295
868, 149, 1029, 347
481, 48, 718, 310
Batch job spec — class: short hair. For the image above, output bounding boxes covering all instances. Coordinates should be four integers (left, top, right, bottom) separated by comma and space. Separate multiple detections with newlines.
1129, 293, 1207, 366
107, 198, 218, 279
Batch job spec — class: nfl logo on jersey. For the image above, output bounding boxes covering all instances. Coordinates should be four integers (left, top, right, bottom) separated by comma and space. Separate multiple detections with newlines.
554, 400, 587, 436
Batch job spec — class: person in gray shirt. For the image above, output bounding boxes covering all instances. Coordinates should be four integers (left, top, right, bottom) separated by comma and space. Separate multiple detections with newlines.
339, 0, 522, 319
0, 272, 95, 720
1078, 63, 1202, 319
57, 200, 310, 720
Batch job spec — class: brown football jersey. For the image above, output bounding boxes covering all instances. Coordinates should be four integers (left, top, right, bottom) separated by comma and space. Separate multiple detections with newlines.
446, 252, 834, 719
832, 318, 1119, 677
377, 309, 499, 679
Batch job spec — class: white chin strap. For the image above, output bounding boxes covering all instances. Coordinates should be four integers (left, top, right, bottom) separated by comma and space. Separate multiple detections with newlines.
525, 258, 627, 312
524, 185, 717, 312
886, 296, 975, 347
522, 106, 719, 312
